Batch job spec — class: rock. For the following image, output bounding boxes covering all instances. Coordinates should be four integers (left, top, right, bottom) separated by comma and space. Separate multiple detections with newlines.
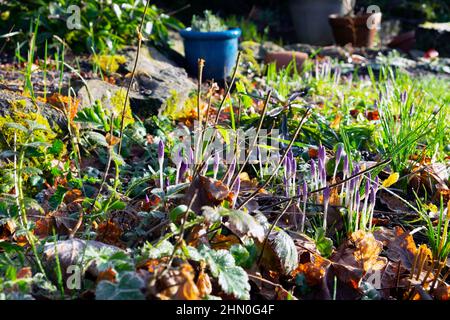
43, 239, 123, 282
77, 79, 156, 118
168, 30, 185, 58
77, 45, 196, 118
264, 51, 308, 70
240, 41, 285, 60
120, 46, 196, 113
0, 89, 66, 130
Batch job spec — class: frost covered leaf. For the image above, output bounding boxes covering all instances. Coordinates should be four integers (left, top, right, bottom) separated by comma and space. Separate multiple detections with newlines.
43, 239, 124, 280
95, 272, 145, 300
223, 208, 265, 242
262, 229, 299, 275
202, 206, 222, 224
140, 240, 174, 259
86, 131, 109, 147
199, 245, 250, 300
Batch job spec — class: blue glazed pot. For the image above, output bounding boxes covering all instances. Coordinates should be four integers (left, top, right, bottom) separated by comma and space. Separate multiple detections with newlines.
180, 27, 241, 80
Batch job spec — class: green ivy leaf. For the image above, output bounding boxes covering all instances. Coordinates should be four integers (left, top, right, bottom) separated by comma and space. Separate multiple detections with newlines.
314, 227, 333, 258
199, 245, 250, 300
95, 272, 145, 300
49, 185, 68, 210
230, 240, 257, 269
49, 139, 64, 156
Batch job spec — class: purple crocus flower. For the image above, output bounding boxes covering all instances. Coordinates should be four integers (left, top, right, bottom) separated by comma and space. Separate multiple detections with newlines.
233, 176, 241, 208
310, 159, 318, 190
343, 154, 349, 177
373, 176, 380, 193
401, 91, 408, 104
320, 165, 327, 186
284, 176, 289, 197
369, 187, 376, 206
213, 152, 220, 180
323, 186, 331, 231
349, 177, 356, 192
189, 147, 194, 167
365, 178, 371, 199
318, 145, 326, 164
145, 194, 150, 204
165, 177, 170, 188
158, 140, 164, 163
367, 187, 377, 230
291, 156, 297, 182
227, 158, 236, 187
302, 181, 308, 203
355, 190, 361, 230
336, 144, 344, 166
301, 181, 308, 232
178, 161, 187, 183
310, 160, 316, 178
158, 139, 165, 189
175, 148, 183, 184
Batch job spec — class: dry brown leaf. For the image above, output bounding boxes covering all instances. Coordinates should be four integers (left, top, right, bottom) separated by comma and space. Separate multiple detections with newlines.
433, 284, 450, 300
97, 267, 117, 283
292, 254, 331, 287
96, 220, 124, 248
330, 230, 386, 290
16, 267, 32, 279
184, 176, 231, 214
196, 270, 212, 297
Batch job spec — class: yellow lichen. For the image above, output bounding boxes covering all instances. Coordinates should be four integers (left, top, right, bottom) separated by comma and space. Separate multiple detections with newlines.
93, 55, 127, 74
108, 89, 134, 128
0, 100, 57, 148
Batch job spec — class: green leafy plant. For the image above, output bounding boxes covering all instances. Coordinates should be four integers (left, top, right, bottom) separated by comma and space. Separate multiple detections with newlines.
191, 10, 227, 32
0, 0, 184, 54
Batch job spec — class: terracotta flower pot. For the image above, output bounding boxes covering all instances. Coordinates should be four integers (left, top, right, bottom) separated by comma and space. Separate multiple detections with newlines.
329, 13, 382, 48
264, 51, 308, 70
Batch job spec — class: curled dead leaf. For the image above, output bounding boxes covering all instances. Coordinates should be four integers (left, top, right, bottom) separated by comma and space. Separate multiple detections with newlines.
196, 270, 212, 297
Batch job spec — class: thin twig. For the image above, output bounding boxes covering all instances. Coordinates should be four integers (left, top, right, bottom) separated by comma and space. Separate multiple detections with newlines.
118, 0, 151, 154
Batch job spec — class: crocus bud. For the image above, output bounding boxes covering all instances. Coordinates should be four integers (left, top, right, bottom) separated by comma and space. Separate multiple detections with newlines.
284, 176, 289, 197
355, 190, 360, 208
178, 161, 187, 182
323, 186, 330, 204
320, 165, 327, 184
365, 178, 371, 198
227, 158, 236, 186
369, 187, 376, 205
310, 160, 316, 177
323, 186, 331, 231
318, 145, 326, 164
145, 194, 150, 204
343, 154, 349, 177
233, 176, 241, 208
189, 147, 194, 167
335, 144, 344, 166
373, 176, 380, 192
213, 152, 220, 179
349, 177, 356, 192
158, 139, 164, 163
302, 181, 308, 203
401, 91, 407, 104
291, 157, 297, 180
